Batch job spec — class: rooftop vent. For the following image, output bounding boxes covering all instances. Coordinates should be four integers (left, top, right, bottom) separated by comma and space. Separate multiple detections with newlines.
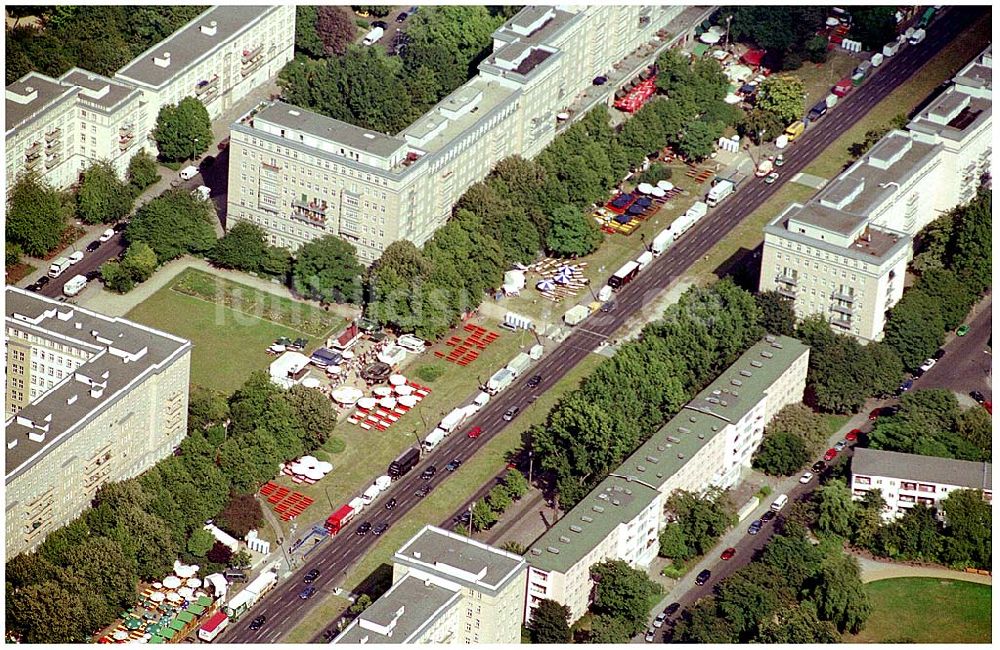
597, 493, 609, 500
645, 455, 659, 464
413, 551, 420, 559
771, 342, 784, 349
581, 515, 593, 523
750, 360, 763, 368
28, 431, 45, 443
740, 369, 752, 377
698, 433, 705, 439
569, 525, 583, 533
67, 394, 78, 406
761, 350, 774, 359
75, 322, 82, 329
731, 379, 743, 387
530, 548, 542, 555
592, 505, 605, 513
765, 335, 776, 343
677, 427, 690, 435
720, 400, 728, 407
656, 472, 664, 478
200, 20, 218, 36
8, 439, 18, 449
657, 445, 666, 452
636, 465, 646, 472
689, 416, 698, 423
712, 425, 719, 432
546, 546, 560, 554
154, 52, 172, 68
666, 436, 681, 444
611, 499, 621, 506
707, 397, 720, 404
677, 453, 685, 459
731, 391, 739, 397
624, 488, 633, 495
559, 536, 571, 544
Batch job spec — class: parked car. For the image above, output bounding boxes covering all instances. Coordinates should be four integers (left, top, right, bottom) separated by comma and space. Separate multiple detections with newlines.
774, 153, 785, 167
970, 390, 986, 404
28, 276, 50, 291
467, 426, 482, 438
748, 519, 763, 535
249, 616, 266, 630
653, 612, 668, 628
868, 408, 882, 421
385, 498, 397, 510
99, 228, 116, 241
86, 241, 101, 253
915, 357, 937, 377
695, 569, 712, 585
395, 11, 407, 22
932, 348, 946, 360
415, 486, 430, 498
445, 458, 462, 472
600, 300, 616, 313
421, 466, 437, 480
799, 471, 814, 484
956, 324, 970, 336
373, 522, 389, 536
823, 448, 837, 462
527, 375, 542, 388
372, 20, 388, 29
644, 629, 656, 642
356, 521, 372, 535
760, 510, 777, 523
845, 429, 861, 442
663, 602, 681, 617
503, 406, 520, 421
304, 569, 320, 584
898, 378, 914, 393
299, 586, 316, 599
720, 547, 736, 560
68, 251, 84, 265
812, 460, 827, 472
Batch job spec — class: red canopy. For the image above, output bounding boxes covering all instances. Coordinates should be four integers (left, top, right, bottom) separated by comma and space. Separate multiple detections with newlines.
741, 49, 765, 66
200, 611, 228, 634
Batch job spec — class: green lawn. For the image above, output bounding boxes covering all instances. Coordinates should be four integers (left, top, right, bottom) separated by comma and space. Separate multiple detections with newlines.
126, 274, 329, 394
848, 577, 991, 643
282, 593, 352, 644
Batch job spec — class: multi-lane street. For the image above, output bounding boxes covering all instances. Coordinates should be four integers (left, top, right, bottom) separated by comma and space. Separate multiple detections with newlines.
216, 6, 985, 642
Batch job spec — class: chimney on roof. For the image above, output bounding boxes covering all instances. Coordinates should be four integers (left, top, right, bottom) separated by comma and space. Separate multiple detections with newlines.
201, 20, 218, 36
154, 52, 172, 68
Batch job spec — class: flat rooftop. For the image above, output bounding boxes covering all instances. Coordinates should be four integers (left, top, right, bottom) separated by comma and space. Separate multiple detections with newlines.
332, 574, 460, 644
909, 89, 991, 142
116, 6, 274, 89
5, 288, 191, 484
5, 72, 76, 134
852, 447, 992, 492
251, 101, 407, 159
400, 77, 516, 155
394, 525, 526, 597
777, 205, 907, 260
483, 6, 577, 80
59, 68, 138, 113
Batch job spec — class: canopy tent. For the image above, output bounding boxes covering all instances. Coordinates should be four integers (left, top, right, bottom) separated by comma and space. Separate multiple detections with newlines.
394, 384, 414, 396
114, 631, 129, 641
326, 365, 342, 375
627, 205, 645, 215
389, 374, 407, 386
176, 611, 195, 624
152, 582, 162, 589
398, 395, 419, 408
378, 396, 397, 410
301, 377, 321, 389
741, 48, 765, 67
615, 213, 632, 224
166, 592, 182, 603
177, 587, 194, 600
372, 386, 392, 397
554, 270, 573, 284
724, 64, 754, 83
341, 349, 355, 360
332, 386, 363, 404
692, 42, 710, 58
699, 31, 720, 44
361, 362, 392, 384
357, 397, 377, 410
650, 187, 666, 198
634, 196, 652, 207
708, 25, 726, 36
656, 180, 674, 191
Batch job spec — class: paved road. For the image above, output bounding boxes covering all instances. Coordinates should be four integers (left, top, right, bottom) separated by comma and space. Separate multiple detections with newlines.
916, 293, 992, 400
220, 7, 986, 643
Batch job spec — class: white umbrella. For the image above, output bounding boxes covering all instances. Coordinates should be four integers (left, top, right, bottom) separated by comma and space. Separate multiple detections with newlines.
651, 187, 666, 198
326, 365, 342, 375
143, 634, 152, 640
300, 455, 317, 465
304, 466, 324, 481
826, 16, 840, 26
332, 387, 362, 404
113, 631, 129, 641
657, 180, 674, 191
372, 386, 392, 397
357, 397, 377, 410
149, 591, 165, 603
186, 578, 202, 589
269, 344, 286, 353
699, 31, 721, 44
166, 591, 182, 603
378, 396, 397, 410
341, 350, 355, 360
177, 587, 194, 599
398, 395, 419, 408
637, 182, 654, 194
176, 564, 196, 579
152, 582, 162, 589
389, 374, 406, 386
291, 462, 306, 475
709, 25, 725, 36
301, 377, 321, 389
317, 461, 333, 474
536, 279, 556, 292
162, 576, 181, 589
394, 384, 413, 396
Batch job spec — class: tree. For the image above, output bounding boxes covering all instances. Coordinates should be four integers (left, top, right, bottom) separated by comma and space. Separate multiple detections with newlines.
676, 119, 721, 161
487, 484, 513, 513
77, 161, 134, 224
121, 242, 158, 282
850, 7, 899, 51
294, 6, 325, 58
528, 599, 572, 643
210, 221, 268, 272
188, 385, 229, 432
316, 6, 356, 56
666, 489, 733, 556
804, 34, 830, 64
217, 492, 263, 539
738, 108, 786, 145
752, 430, 810, 476
725, 7, 825, 70
950, 188, 991, 294
470, 500, 497, 531
674, 598, 740, 643
231, 549, 252, 569
101, 260, 135, 293
765, 403, 829, 454
286, 384, 337, 446
814, 480, 856, 538
503, 469, 530, 499
152, 97, 212, 162
915, 268, 974, 331
939, 489, 991, 569
756, 75, 806, 126
349, 593, 373, 615
589, 614, 635, 643
62, 536, 138, 611
292, 235, 363, 304
6, 581, 92, 643
590, 560, 662, 637
187, 528, 215, 557
6, 173, 67, 256
355, 6, 392, 17
6, 242, 23, 269
500, 540, 526, 555
755, 290, 796, 336
658, 523, 692, 562
126, 188, 217, 263
809, 553, 871, 633
545, 204, 603, 257
206, 541, 233, 565
884, 289, 946, 370
127, 150, 160, 193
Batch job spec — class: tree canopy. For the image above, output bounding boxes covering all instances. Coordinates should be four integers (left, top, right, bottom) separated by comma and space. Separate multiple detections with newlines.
152, 97, 213, 163
6, 173, 68, 257
755, 75, 806, 126
291, 235, 363, 304
126, 188, 217, 263
77, 161, 135, 225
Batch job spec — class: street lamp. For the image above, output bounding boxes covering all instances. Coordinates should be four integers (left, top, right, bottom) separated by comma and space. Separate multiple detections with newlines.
467, 502, 474, 537
527, 451, 534, 486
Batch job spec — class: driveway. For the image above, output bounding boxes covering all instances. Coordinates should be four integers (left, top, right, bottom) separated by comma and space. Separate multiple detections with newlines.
915, 292, 992, 401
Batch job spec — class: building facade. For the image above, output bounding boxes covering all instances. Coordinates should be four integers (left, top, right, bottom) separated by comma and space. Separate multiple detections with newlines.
5, 5, 294, 191
333, 525, 526, 644
850, 447, 992, 521
226, 5, 706, 262
524, 336, 809, 623
5, 288, 191, 558
759, 46, 992, 342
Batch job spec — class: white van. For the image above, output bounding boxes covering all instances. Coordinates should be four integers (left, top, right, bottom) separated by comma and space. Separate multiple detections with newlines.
48, 257, 72, 278
63, 274, 88, 296
179, 165, 198, 181
770, 494, 789, 511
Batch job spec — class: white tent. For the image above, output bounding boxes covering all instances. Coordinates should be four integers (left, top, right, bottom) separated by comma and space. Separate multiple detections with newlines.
377, 345, 407, 366
398, 395, 419, 408
166, 591, 182, 603
709, 25, 726, 36
699, 31, 721, 44
301, 455, 317, 465
357, 397, 377, 410
332, 386, 362, 404
301, 376, 321, 389
389, 374, 406, 386
394, 384, 414, 396
317, 461, 333, 473
186, 578, 202, 589
378, 396, 397, 410
657, 180, 674, 191
341, 349, 355, 360
304, 466, 325, 481
268, 351, 311, 389
372, 386, 392, 397
326, 365, 342, 375
651, 187, 666, 198
637, 182, 654, 194
502, 269, 526, 295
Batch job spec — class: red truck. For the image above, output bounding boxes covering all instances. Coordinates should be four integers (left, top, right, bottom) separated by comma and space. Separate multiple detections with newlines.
325, 505, 355, 535
832, 77, 853, 97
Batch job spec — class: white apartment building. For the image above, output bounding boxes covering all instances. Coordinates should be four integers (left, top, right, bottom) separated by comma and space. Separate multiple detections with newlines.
226, 5, 709, 262
760, 46, 992, 342
4, 5, 294, 192
333, 525, 526, 644
524, 336, 809, 623
851, 447, 992, 521
5, 288, 191, 558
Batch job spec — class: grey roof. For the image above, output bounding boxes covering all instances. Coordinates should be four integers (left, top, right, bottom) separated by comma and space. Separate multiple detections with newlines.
5, 72, 77, 134
394, 525, 526, 596
252, 101, 407, 159
116, 6, 275, 89
5, 288, 191, 484
852, 447, 992, 491
483, 6, 576, 80
332, 574, 460, 644
769, 206, 912, 262
529, 336, 809, 574
59, 68, 140, 114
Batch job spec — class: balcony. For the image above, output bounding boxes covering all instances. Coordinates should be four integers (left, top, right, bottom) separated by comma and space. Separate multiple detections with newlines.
831, 291, 854, 303
44, 151, 62, 168
831, 303, 854, 316
830, 316, 852, 329
45, 127, 61, 142
776, 287, 797, 299
195, 75, 219, 97
25, 142, 41, 158
775, 273, 797, 286
241, 45, 264, 64
261, 161, 281, 173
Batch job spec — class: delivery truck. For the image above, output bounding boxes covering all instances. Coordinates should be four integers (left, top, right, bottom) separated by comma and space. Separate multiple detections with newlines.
908, 28, 925, 45
486, 367, 515, 395
179, 165, 198, 181
671, 201, 708, 239
563, 304, 590, 326
651, 228, 673, 256
608, 260, 640, 290
635, 250, 654, 271
224, 571, 277, 619
48, 257, 72, 278
422, 427, 446, 452
506, 352, 532, 378
388, 447, 420, 478
62, 274, 88, 296
198, 611, 229, 642
440, 407, 470, 433
363, 26, 384, 45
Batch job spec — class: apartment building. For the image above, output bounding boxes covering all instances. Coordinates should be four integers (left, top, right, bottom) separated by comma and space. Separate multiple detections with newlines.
4, 5, 293, 191
333, 525, 526, 644
524, 336, 809, 623
226, 5, 704, 262
850, 447, 992, 521
5, 288, 191, 558
759, 46, 992, 342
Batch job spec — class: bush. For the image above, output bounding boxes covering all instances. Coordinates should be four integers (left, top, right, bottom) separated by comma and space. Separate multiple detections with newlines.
414, 364, 445, 383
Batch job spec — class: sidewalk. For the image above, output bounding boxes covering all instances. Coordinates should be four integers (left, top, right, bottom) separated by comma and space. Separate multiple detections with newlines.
853, 553, 992, 585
